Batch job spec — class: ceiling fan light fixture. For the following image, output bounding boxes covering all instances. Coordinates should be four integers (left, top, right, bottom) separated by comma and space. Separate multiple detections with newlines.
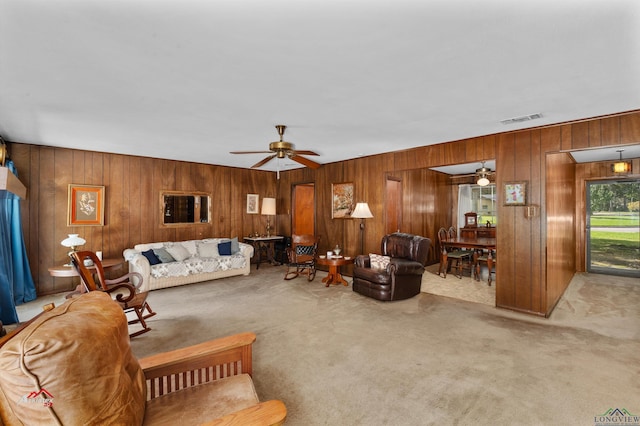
475, 162, 492, 186
477, 176, 490, 186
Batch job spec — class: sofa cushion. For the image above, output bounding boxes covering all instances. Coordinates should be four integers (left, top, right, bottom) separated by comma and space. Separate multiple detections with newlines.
142, 249, 162, 265
153, 247, 175, 263
230, 237, 240, 254
165, 244, 191, 261
218, 241, 232, 256
369, 253, 391, 270
143, 374, 259, 425
198, 242, 219, 258
0, 292, 146, 425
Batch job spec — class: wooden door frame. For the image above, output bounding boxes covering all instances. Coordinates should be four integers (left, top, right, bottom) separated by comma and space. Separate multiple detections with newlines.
385, 176, 402, 234
291, 182, 316, 236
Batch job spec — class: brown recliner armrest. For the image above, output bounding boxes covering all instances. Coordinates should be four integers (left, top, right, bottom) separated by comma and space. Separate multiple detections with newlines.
389, 258, 425, 275
354, 255, 371, 268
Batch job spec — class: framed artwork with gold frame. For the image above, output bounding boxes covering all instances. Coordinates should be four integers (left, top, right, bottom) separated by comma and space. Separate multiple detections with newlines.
68, 184, 105, 226
503, 181, 527, 206
331, 182, 354, 219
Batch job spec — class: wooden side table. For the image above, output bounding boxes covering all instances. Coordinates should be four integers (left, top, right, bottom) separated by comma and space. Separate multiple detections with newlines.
48, 258, 124, 298
243, 236, 284, 269
48, 258, 123, 278
316, 256, 352, 287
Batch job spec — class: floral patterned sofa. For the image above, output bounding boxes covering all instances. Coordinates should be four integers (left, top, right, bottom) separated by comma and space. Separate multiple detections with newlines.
123, 238, 253, 291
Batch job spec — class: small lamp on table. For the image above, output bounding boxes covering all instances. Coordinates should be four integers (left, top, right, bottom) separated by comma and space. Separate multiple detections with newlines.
61, 234, 86, 266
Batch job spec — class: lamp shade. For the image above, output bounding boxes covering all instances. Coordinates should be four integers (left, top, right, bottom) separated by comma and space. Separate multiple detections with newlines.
61, 234, 86, 248
477, 176, 490, 186
351, 202, 373, 219
612, 161, 631, 174
261, 197, 276, 215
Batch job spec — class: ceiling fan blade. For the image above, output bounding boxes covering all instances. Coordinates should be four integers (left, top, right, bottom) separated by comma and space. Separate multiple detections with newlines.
230, 151, 272, 154
290, 154, 321, 169
251, 155, 277, 168
292, 150, 319, 156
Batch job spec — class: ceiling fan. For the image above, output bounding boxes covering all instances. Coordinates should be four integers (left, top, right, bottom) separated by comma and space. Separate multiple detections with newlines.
450, 161, 495, 186
230, 125, 321, 170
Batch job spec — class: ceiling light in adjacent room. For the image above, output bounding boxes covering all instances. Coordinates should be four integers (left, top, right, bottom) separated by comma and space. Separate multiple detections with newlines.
611, 150, 631, 174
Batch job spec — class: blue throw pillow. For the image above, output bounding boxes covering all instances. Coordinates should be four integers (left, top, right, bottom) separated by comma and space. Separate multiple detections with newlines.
218, 241, 232, 256
142, 249, 161, 265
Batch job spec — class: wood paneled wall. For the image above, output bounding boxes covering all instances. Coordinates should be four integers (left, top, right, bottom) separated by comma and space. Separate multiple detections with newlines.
277, 110, 640, 317
10, 144, 276, 295
9, 109, 640, 316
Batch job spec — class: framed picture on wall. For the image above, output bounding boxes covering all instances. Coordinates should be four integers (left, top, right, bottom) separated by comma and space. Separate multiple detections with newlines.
331, 182, 354, 218
68, 184, 105, 226
247, 194, 259, 214
503, 181, 527, 206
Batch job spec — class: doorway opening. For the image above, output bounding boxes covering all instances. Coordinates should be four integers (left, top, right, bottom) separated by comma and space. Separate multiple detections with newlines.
586, 179, 640, 277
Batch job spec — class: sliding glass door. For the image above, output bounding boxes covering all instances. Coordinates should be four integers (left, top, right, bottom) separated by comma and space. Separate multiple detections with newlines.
586, 179, 640, 277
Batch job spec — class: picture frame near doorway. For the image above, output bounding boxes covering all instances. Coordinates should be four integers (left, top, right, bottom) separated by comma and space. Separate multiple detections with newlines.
331, 182, 354, 219
67, 184, 105, 226
246, 194, 259, 214
503, 181, 527, 206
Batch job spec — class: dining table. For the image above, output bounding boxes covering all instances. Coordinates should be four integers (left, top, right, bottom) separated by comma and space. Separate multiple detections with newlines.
439, 237, 496, 278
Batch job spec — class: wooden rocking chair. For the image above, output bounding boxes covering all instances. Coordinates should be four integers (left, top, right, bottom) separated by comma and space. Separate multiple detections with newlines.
70, 251, 156, 337
284, 234, 320, 281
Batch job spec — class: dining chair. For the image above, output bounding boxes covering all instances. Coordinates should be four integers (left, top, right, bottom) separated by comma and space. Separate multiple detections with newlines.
474, 249, 496, 286
437, 227, 472, 278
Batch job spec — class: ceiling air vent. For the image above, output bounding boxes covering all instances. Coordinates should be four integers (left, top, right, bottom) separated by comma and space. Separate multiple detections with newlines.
500, 113, 543, 125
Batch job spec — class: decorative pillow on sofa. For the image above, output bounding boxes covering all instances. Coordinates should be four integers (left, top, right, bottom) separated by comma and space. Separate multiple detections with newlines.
153, 247, 175, 263
142, 249, 162, 265
369, 253, 391, 270
218, 241, 232, 256
230, 237, 240, 254
165, 244, 191, 262
198, 242, 219, 258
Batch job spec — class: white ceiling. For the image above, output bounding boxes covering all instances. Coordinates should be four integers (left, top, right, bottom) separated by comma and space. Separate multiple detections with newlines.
1, 0, 639, 172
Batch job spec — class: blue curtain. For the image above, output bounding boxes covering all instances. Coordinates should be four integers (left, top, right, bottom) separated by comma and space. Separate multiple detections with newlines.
0, 160, 36, 325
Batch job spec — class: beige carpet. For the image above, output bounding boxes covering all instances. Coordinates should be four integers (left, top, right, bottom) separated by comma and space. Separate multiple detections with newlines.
422, 263, 495, 306
14, 266, 640, 425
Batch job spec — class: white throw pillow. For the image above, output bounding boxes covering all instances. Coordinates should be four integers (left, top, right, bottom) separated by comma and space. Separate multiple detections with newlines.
165, 244, 191, 262
369, 253, 391, 270
198, 242, 219, 258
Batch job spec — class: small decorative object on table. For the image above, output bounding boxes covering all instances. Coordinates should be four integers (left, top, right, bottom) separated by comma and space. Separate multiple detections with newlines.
333, 244, 341, 256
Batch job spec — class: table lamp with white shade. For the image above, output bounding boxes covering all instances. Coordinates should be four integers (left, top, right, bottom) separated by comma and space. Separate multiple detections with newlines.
61, 234, 86, 265
261, 197, 276, 237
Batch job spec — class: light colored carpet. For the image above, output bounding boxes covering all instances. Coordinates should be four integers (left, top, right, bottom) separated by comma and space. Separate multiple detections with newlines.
14, 266, 640, 425
422, 263, 496, 306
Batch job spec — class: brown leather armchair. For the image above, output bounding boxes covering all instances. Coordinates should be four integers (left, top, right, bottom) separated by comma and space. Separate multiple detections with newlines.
353, 233, 431, 301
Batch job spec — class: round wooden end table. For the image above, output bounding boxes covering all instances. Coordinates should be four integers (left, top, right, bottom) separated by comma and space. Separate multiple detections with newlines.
48, 258, 123, 278
316, 256, 353, 287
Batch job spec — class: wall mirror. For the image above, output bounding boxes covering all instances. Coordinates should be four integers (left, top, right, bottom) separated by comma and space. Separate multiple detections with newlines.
161, 191, 211, 226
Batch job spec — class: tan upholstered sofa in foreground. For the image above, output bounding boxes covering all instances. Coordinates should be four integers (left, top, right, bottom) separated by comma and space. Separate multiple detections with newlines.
0, 292, 286, 425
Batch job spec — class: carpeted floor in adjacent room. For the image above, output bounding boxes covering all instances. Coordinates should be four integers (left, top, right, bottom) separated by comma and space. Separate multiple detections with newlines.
15, 265, 640, 425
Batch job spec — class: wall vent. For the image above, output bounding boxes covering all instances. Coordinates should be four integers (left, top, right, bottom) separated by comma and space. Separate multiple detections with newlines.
500, 113, 543, 125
